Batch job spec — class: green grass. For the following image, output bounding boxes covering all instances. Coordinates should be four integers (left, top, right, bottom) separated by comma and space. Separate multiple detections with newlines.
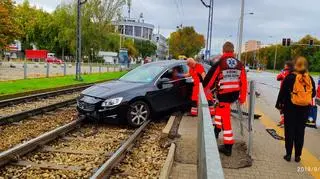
0, 72, 126, 96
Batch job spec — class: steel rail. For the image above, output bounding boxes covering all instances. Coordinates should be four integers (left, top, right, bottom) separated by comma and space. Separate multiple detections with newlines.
0, 117, 83, 167
0, 98, 77, 125
0, 85, 90, 108
90, 120, 150, 179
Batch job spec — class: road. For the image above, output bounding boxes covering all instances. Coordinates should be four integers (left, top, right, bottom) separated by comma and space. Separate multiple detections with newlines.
248, 71, 320, 162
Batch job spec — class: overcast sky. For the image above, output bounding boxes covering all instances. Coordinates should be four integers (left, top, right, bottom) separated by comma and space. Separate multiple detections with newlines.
15, 0, 320, 54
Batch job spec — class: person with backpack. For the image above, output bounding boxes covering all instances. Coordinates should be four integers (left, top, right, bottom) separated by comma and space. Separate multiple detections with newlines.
203, 42, 247, 156
275, 56, 316, 162
276, 61, 294, 127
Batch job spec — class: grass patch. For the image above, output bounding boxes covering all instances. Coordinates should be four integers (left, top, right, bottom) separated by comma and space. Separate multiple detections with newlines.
0, 72, 126, 96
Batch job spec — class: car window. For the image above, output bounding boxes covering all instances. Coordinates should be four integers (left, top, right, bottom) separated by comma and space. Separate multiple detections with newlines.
182, 64, 189, 74
160, 65, 184, 81
119, 64, 164, 83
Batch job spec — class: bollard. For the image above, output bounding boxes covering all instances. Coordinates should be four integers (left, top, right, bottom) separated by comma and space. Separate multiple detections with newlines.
24, 62, 27, 79
247, 80, 256, 156
63, 63, 67, 76
106, 64, 109, 72
89, 64, 92, 74
99, 65, 101, 73
46, 62, 50, 78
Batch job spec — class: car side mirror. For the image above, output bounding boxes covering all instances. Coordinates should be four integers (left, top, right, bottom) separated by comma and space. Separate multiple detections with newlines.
158, 78, 173, 89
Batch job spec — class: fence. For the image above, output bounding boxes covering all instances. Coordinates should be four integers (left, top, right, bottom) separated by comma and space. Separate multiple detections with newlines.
0, 61, 141, 81
230, 80, 256, 156
197, 84, 224, 179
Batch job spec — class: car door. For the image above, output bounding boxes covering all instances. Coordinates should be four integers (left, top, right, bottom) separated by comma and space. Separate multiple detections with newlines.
181, 64, 194, 105
146, 66, 182, 112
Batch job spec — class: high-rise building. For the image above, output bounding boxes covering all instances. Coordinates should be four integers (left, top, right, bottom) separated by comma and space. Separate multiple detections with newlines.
244, 40, 261, 52
152, 34, 168, 60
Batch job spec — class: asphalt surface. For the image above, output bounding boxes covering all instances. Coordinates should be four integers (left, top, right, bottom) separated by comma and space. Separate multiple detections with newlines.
248, 71, 320, 161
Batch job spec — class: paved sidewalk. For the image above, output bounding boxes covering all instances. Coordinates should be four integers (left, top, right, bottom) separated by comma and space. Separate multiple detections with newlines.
223, 111, 313, 179
169, 112, 316, 179
170, 116, 197, 179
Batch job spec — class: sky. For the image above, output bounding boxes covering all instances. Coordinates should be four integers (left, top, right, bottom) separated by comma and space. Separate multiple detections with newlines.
15, 0, 320, 54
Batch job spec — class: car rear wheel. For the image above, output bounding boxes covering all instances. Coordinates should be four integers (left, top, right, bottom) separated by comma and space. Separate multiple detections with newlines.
127, 101, 150, 127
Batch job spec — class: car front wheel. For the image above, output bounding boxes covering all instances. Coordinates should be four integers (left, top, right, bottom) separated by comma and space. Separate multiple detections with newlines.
127, 101, 150, 127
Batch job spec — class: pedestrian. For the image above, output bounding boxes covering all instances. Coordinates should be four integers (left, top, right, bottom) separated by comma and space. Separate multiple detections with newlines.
203, 42, 247, 156
317, 76, 320, 99
276, 61, 294, 127
275, 56, 316, 162
182, 58, 215, 116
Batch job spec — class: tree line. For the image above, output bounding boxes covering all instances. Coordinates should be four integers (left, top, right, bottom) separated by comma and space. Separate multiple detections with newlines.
0, 0, 157, 62
241, 35, 320, 72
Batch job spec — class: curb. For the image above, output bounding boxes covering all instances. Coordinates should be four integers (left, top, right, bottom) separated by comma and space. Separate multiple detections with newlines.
159, 143, 176, 179
162, 115, 175, 136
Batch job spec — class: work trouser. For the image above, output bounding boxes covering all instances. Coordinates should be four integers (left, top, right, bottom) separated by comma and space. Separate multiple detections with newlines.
284, 106, 308, 157
190, 85, 215, 116
214, 102, 234, 144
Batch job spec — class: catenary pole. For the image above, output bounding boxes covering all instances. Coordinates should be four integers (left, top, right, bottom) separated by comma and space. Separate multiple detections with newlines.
237, 0, 245, 62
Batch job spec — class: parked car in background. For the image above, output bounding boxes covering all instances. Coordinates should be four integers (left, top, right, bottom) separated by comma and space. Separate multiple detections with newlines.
45, 57, 63, 64
245, 66, 250, 72
77, 60, 210, 127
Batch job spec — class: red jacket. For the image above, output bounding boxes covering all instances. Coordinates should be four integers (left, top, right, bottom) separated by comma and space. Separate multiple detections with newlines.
203, 52, 247, 104
277, 68, 291, 87
317, 77, 320, 99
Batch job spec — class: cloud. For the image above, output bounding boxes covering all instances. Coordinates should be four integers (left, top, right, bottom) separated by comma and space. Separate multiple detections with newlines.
14, 0, 320, 54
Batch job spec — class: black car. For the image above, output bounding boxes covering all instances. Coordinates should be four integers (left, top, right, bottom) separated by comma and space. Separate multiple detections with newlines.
77, 60, 209, 127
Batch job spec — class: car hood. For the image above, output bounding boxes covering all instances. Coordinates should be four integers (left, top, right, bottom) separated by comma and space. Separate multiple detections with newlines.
81, 80, 146, 99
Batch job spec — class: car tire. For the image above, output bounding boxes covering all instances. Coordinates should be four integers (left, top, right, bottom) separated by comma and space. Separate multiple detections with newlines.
127, 101, 150, 127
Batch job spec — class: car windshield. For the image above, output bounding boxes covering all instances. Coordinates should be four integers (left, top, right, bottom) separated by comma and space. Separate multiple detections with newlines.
119, 64, 164, 83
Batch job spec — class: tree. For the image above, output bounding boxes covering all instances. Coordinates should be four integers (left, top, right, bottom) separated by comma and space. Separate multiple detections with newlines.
241, 35, 320, 71
0, 0, 20, 49
123, 38, 138, 57
134, 40, 157, 58
169, 26, 205, 59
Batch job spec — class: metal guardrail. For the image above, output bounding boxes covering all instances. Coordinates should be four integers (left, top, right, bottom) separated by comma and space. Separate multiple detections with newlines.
197, 84, 224, 179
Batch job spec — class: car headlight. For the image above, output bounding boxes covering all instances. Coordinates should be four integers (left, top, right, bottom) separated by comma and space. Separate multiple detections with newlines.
101, 97, 123, 107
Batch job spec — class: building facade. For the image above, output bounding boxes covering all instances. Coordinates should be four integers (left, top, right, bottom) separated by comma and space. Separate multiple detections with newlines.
244, 40, 261, 52
113, 17, 155, 41
152, 33, 168, 60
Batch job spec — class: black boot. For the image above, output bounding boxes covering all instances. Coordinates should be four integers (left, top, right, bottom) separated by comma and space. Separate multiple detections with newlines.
283, 154, 291, 162
218, 144, 232, 156
214, 127, 221, 139
295, 156, 301, 162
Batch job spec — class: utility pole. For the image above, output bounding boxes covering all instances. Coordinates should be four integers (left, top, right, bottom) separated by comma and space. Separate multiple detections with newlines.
237, 0, 245, 62
201, 0, 214, 61
76, 0, 87, 81
273, 45, 278, 71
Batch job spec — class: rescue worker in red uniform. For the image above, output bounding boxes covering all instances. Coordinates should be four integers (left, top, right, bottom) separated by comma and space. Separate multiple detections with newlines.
183, 58, 215, 116
203, 42, 247, 156
276, 61, 293, 127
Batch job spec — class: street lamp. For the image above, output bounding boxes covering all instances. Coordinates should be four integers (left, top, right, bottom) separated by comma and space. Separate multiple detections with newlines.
75, 0, 87, 81
236, 0, 254, 63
